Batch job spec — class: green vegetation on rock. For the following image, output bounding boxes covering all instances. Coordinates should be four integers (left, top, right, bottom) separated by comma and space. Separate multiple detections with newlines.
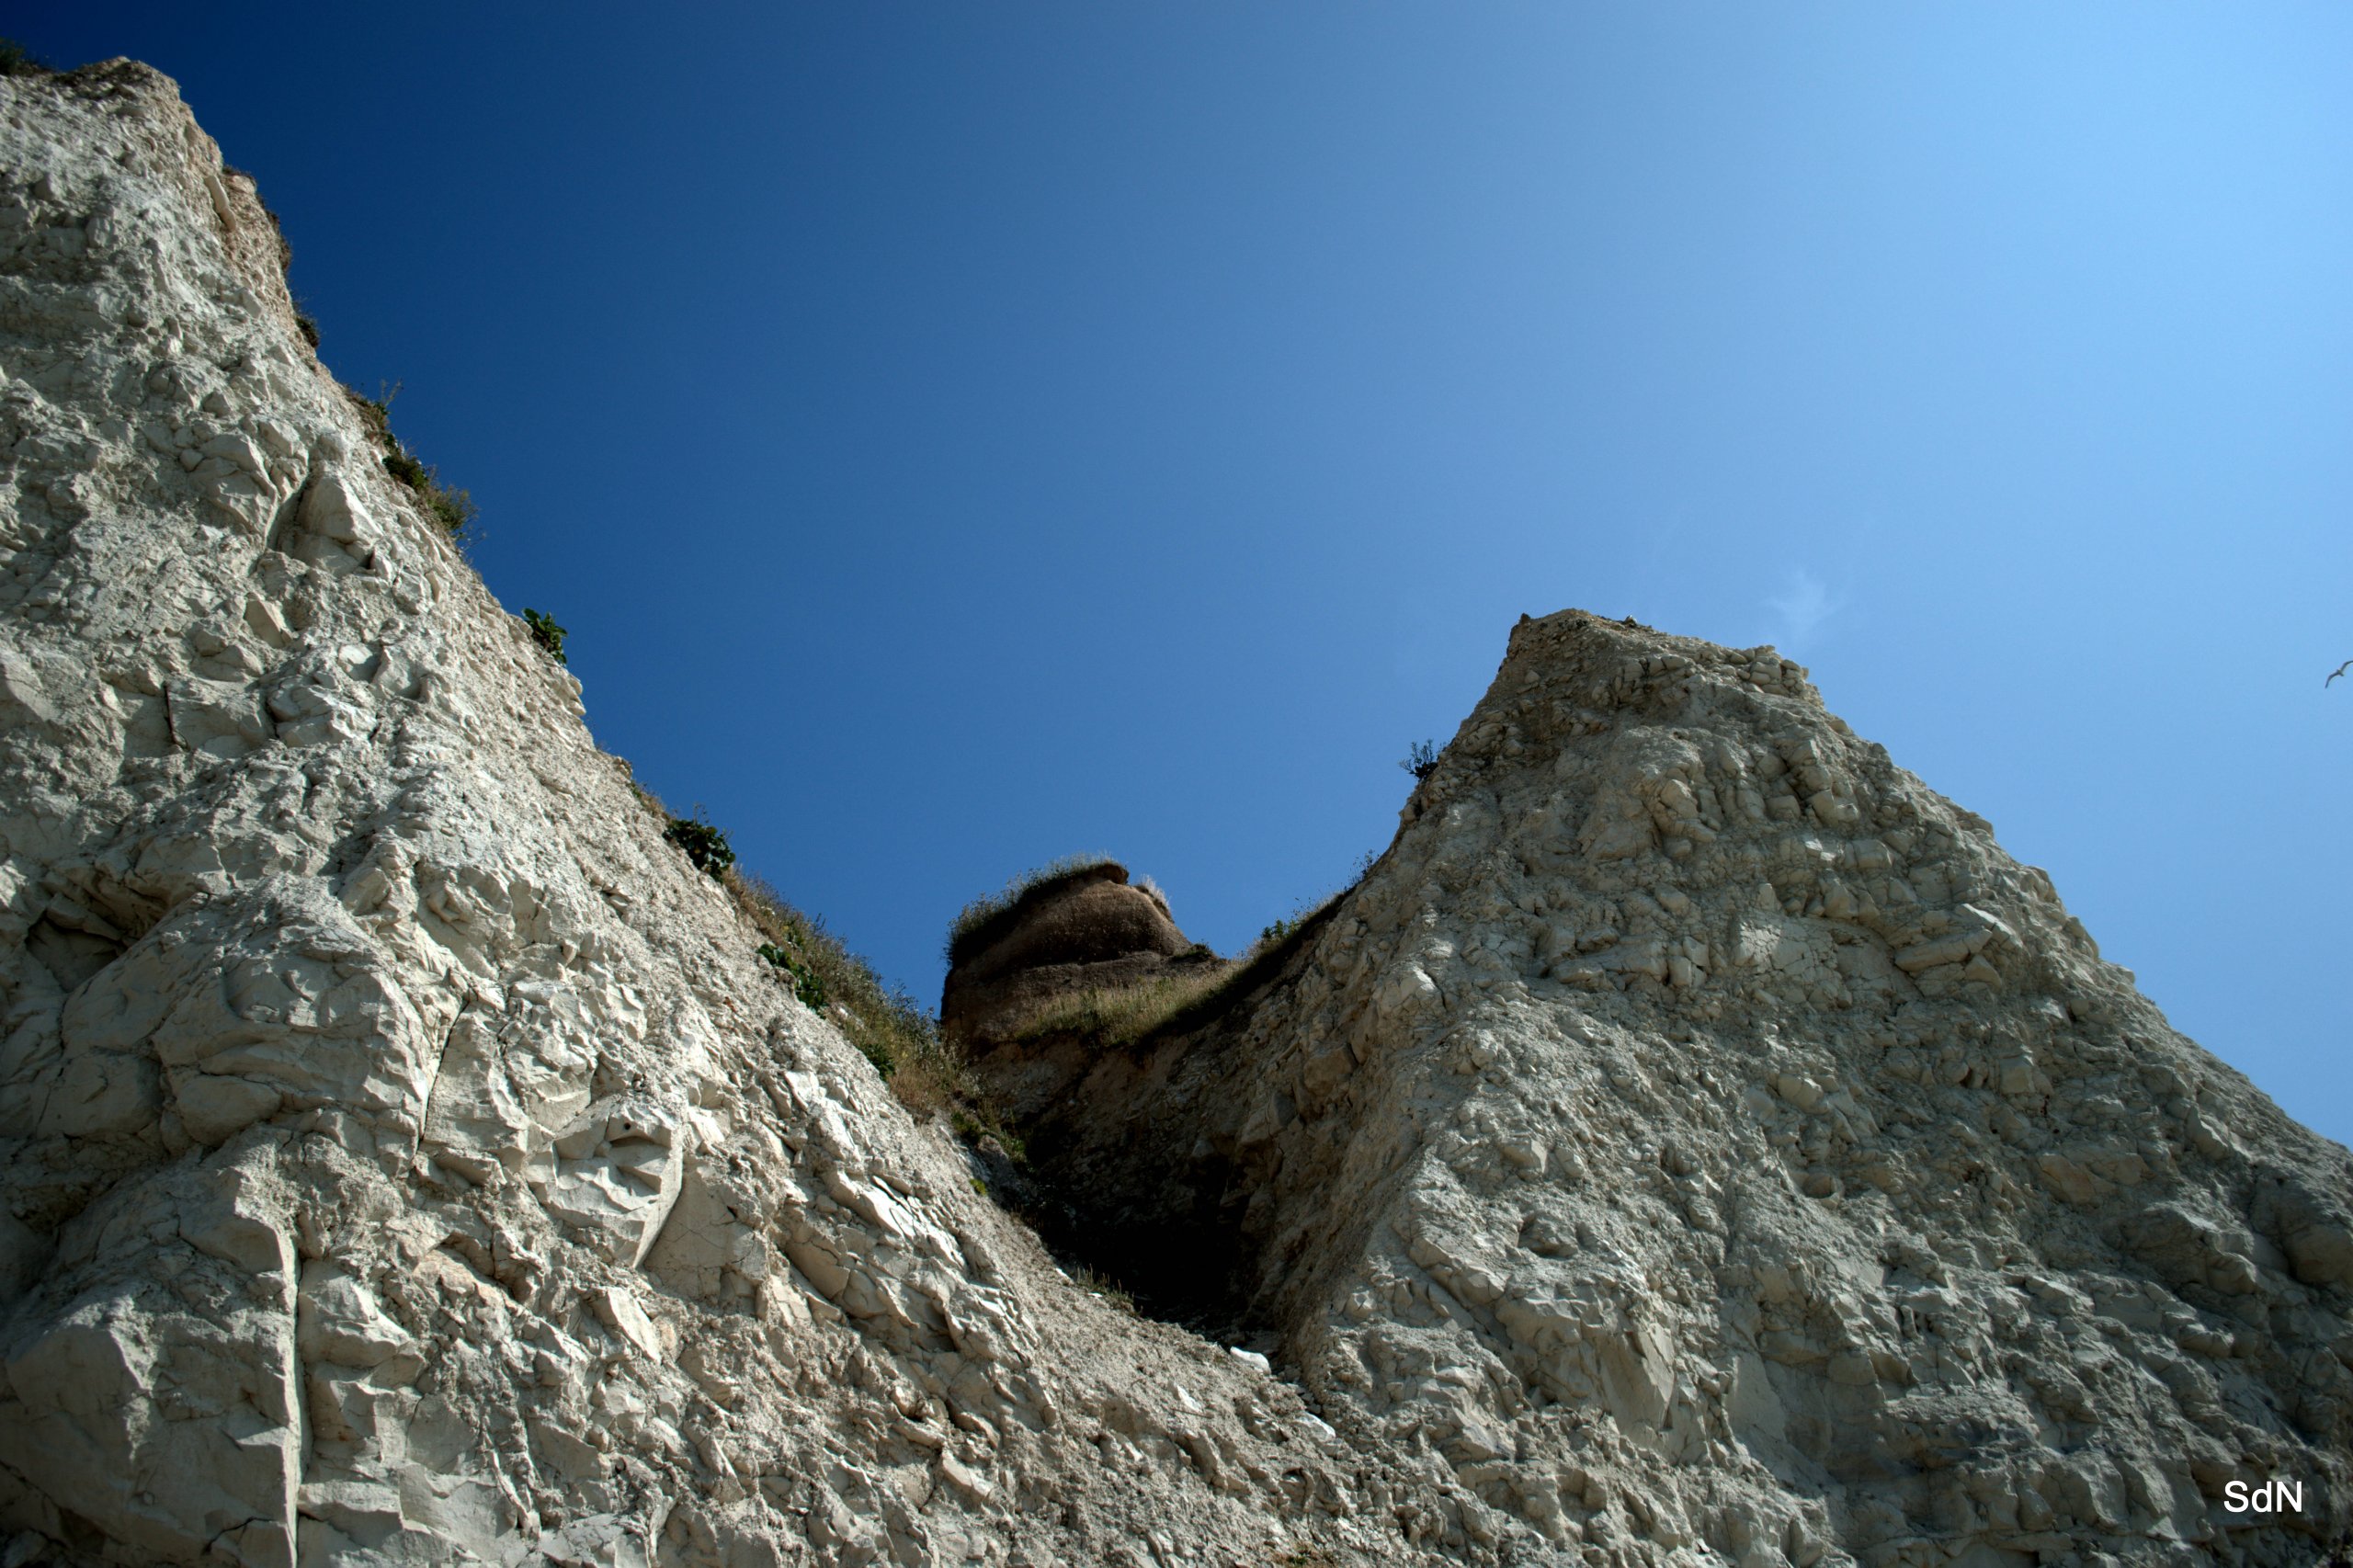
521, 608, 568, 665
348, 385, 478, 542
662, 813, 734, 880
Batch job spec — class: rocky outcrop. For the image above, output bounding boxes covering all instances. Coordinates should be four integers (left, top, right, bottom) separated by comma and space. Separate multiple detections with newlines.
941, 863, 1198, 1049
4, 54, 2349, 1568
940, 862, 1227, 1124
0, 62, 1468, 1568
981, 611, 2353, 1566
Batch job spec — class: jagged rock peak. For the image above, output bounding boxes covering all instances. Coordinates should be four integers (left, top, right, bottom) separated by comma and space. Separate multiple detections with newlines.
979, 607, 2353, 1565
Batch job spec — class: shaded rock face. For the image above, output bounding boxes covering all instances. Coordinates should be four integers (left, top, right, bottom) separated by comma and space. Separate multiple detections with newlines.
981, 610, 2353, 1565
0, 63, 1490, 1568
941, 865, 1204, 1047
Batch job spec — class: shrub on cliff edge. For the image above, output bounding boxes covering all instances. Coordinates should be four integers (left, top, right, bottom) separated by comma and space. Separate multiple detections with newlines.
521, 608, 567, 665
347, 385, 478, 543
663, 813, 734, 880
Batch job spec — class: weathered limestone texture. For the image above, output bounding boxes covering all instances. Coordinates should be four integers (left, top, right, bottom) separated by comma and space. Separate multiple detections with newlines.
0, 62, 1450, 1568
3, 54, 2348, 1568
994, 610, 2353, 1567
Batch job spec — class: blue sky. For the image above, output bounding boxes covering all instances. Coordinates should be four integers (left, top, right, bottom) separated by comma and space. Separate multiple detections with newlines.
22, 5, 2353, 1145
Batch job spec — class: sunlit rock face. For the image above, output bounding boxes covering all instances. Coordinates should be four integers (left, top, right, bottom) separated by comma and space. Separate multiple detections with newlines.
0, 62, 1461, 1568
3, 54, 2347, 1568
999, 608, 2353, 1565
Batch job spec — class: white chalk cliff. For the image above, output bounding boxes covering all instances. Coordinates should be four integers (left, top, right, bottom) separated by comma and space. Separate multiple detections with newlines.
0, 59, 2347, 1568
1003, 611, 2353, 1567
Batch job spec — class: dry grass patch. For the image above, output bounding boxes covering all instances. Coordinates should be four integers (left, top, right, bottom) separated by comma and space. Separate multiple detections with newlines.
731, 873, 959, 1110
1149, 888, 1348, 1036
1001, 963, 1239, 1049
944, 852, 1122, 969
997, 887, 1352, 1051
1066, 1262, 1137, 1313
731, 875, 1027, 1148
614, 767, 1009, 1133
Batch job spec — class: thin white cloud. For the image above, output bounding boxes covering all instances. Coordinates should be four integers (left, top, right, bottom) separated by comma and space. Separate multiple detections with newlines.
1766, 568, 1836, 653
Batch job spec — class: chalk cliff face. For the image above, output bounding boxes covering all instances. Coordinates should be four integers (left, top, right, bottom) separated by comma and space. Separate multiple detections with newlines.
0, 62, 1433, 1568
0, 57, 2347, 1568
997, 609, 2353, 1564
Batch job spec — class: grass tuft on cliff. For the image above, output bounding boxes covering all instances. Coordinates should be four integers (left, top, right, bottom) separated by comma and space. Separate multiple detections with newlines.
997, 886, 1351, 1050
347, 385, 478, 543
732, 873, 950, 1091
944, 853, 1124, 969
617, 767, 1020, 1133
0, 39, 52, 78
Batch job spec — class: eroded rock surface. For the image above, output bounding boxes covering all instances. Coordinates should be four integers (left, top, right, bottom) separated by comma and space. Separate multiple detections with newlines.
991, 611, 2353, 1566
940, 863, 1227, 1125
5, 54, 2349, 1568
0, 63, 1467, 1568
942, 866, 1199, 1044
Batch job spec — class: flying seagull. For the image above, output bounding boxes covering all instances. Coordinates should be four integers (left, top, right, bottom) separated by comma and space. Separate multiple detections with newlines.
2329, 661, 2352, 687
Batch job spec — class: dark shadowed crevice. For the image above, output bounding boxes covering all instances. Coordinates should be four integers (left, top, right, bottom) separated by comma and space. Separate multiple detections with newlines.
945, 871, 1358, 1346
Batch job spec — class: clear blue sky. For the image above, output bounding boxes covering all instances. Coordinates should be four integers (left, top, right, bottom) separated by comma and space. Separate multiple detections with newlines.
22, 5, 2353, 1145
